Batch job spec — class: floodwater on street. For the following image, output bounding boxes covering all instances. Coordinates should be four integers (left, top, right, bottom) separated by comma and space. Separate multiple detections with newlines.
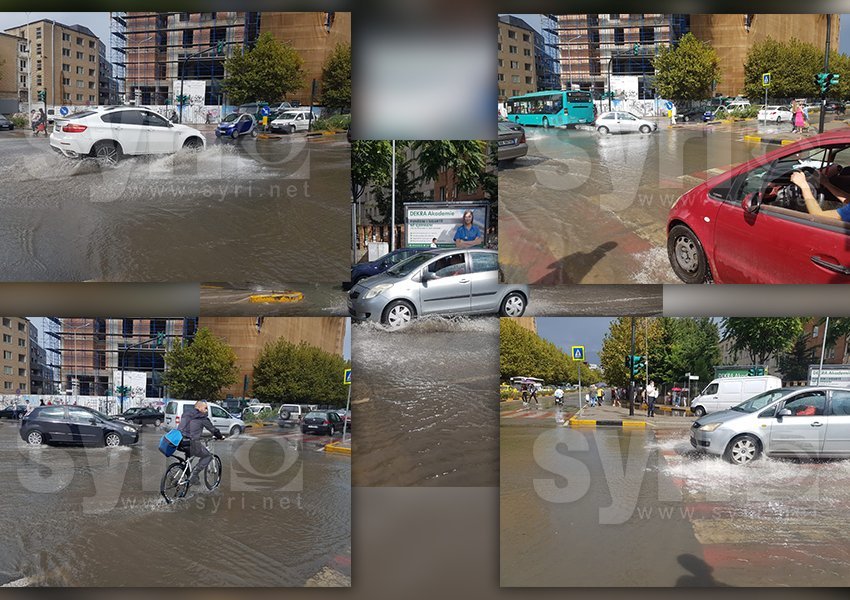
0, 423, 350, 586
501, 424, 850, 587
0, 133, 349, 282
527, 284, 662, 316
498, 117, 843, 285
200, 282, 348, 316
352, 317, 499, 486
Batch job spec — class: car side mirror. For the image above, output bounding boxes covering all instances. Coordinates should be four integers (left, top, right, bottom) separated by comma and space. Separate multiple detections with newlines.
777, 408, 792, 417
742, 191, 762, 214
90, 418, 99, 425
167, 121, 174, 127
421, 269, 434, 282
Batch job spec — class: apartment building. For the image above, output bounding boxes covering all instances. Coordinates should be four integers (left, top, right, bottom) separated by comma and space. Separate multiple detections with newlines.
0, 31, 29, 113
1, 318, 30, 395
498, 15, 537, 102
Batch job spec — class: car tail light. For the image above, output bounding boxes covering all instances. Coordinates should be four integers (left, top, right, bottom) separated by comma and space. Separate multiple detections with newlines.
520, 132, 526, 144
63, 124, 87, 133
323, 420, 329, 425
175, 415, 180, 424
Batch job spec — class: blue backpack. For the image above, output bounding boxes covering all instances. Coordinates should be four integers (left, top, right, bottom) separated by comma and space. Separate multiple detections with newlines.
158, 429, 183, 457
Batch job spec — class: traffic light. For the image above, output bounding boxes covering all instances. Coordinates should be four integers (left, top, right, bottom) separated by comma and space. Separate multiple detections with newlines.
217, 40, 225, 55
631, 355, 645, 377
116, 385, 130, 398
156, 332, 165, 347
37, 90, 45, 102
633, 43, 640, 56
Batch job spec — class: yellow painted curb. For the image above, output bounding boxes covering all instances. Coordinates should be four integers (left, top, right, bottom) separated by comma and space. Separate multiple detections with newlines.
743, 135, 761, 143
249, 291, 304, 304
324, 442, 351, 456
781, 139, 794, 145
622, 421, 647, 428
568, 418, 597, 427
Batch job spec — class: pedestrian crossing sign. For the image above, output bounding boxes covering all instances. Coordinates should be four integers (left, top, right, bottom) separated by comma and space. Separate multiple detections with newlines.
344, 369, 352, 385
571, 346, 585, 361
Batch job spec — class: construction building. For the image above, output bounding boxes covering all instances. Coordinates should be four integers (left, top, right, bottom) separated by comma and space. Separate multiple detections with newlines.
1, 318, 30, 395
551, 14, 690, 98
689, 14, 839, 97
4, 19, 101, 108
0, 31, 29, 113
198, 317, 347, 399
498, 15, 537, 102
111, 11, 349, 106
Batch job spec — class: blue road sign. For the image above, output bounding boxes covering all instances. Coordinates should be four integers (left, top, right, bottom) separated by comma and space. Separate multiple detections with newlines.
665, 101, 673, 111
59, 106, 69, 116
344, 368, 352, 385
571, 346, 585, 361
762, 72, 771, 87
260, 106, 271, 116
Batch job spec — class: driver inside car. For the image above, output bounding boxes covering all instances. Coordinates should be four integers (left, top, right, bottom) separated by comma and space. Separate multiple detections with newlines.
790, 170, 850, 222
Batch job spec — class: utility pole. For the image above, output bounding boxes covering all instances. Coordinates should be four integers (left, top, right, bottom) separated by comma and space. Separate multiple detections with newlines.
819, 14, 832, 134
629, 317, 636, 416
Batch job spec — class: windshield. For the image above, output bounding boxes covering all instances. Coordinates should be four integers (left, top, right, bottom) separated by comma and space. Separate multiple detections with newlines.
385, 251, 439, 277
222, 113, 239, 123
731, 388, 793, 413
305, 412, 327, 419
278, 112, 302, 120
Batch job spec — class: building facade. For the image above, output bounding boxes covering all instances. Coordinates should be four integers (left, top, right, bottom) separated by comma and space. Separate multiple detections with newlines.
554, 14, 689, 98
0, 32, 29, 113
498, 15, 537, 102
689, 14, 840, 97
5, 19, 101, 108
1, 317, 30, 395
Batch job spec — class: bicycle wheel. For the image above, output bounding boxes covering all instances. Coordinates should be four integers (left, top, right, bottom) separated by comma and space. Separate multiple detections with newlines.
205, 454, 222, 490
161, 462, 189, 504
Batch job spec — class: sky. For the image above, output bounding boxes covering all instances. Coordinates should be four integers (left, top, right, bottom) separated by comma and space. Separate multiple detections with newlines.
504, 14, 850, 54
0, 12, 112, 52
535, 317, 616, 365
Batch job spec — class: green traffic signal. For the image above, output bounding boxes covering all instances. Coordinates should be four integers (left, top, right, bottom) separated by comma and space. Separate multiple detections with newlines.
633, 43, 640, 56
217, 40, 225, 55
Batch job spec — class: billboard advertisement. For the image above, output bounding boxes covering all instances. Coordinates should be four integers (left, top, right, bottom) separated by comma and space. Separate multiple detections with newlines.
404, 202, 489, 249
808, 364, 850, 387
112, 370, 148, 404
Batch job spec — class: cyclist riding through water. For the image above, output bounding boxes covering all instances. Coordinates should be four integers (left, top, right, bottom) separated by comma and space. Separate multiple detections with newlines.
177, 400, 224, 485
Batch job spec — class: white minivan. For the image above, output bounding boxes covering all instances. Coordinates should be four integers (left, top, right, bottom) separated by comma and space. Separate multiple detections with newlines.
163, 400, 245, 437
690, 375, 782, 417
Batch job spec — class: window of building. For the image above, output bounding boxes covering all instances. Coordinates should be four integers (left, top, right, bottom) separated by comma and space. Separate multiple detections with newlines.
76, 51, 83, 60
609, 14, 620, 21
89, 40, 95, 49
509, 45, 517, 54
523, 33, 530, 42
2, 367, 10, 375
508, 30, 516, 39
37, 59, 42, 70
20, 75, 26, 85
513, 89, 520, 96
497, 43, 501, 52
62, 77, 69, 85
77, 80, 84, 88
813, 326, 819, 338
36, 43, 41, 54
524, 63, 531, 71
35, 28, 42, 39
498, 73, 504, 82
498, 59, 503, 67
640, 27, 655, 44
89, 82, 95, 89
512, 75, 520, 84
89, 69, 95, 77
62, 32, 70, 42
510, 60, 518, 69
76, 37, 83, 45
89, 95, 95, 102
150, 319, 167, 337
3, 382, 11, 390
18, 368, 25, 377
36, 75, 42, 86
89, 54, 95, 62
614, 28, 625, 44
18, 354, 25, 363
62, 48, 70, 57
62, 63, 70, 72
76, 93, 83, 101
182, 28, 194, 48
63, 93, 70, 100
179, 12, 190, 22
122, 319, 133, 337
3, 351, 11, 360
17, 323, 23, 332
524, 48, 531, 57
499, 88, 505, 97
76, 66, 83, 75
18, 339, 25, 347
525, 76, 532, 84
2, 334, 10, 343
1, 318, 9, 327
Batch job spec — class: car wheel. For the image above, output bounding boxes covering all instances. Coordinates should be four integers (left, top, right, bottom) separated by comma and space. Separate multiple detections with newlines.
250, 128, 258, 138
183, 137, 203, 151
776, 116, 782, 124
683, 115, 690, 122
104, 432, 121, 447
692, 406, 706, 417
289, 125, 296, 134
724, 435, 761, 465
667, 224, 709, 284
382, 300, 416, 329
91, 141, 120, 166
597, 126, 609, 135
542, 117, 549, 129
26, 430, 43, 445
301, 426, 308, 434
499, 292, 526, 317
154, 418, 161, 427
639, 124, 652, 134
230, 128, 239, 139
279, 410, 291, 421
229, 425, 242, 437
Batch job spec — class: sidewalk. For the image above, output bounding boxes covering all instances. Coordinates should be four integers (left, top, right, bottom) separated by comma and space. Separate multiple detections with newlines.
324, 438, 351, 456
570, 404, 695, 430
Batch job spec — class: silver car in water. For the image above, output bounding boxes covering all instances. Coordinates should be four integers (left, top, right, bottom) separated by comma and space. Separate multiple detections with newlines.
691, 387, 850, 465
348, 248, 529, 328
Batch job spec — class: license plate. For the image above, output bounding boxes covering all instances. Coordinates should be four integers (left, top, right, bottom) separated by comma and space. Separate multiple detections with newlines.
308, 425, 318, 429
498, 138, 517, 147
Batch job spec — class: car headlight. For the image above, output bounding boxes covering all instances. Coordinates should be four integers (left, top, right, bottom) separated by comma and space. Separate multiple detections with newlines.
698, 422, 722, 433
364, 283, 394, 299
122, 425, 136, 433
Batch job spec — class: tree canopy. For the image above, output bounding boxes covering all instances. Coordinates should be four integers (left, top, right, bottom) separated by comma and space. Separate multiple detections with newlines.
653, 33, 721, 100
742, 37, 847, 99
500, 319, 598, 385
162, 328, 238, 401
320, 42, 351, 110
721, 318, 806, 366
222, 32, 305, 105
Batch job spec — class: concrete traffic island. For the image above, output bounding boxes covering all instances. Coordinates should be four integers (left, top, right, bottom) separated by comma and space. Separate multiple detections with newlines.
566, 404, 695, 430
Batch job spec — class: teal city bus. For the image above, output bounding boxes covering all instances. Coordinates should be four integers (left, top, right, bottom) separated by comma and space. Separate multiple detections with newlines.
505, 90, 596, 128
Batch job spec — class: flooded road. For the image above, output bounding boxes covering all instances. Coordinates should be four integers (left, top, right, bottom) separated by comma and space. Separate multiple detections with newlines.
0, 133, 349, 282
0, 422, 350, 586
501, 425, 850, 586
498, 118, 844, 285
200, 283, 347, 316
527, 284, 662, 316
352, 317, 498, 486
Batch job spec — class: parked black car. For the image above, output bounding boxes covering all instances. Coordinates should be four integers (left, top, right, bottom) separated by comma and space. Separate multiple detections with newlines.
0, 114, 14, 131
0, 404, 26, 419
115, 406, 164, 426
20, 405, 139, 447
301, 410, 344, 436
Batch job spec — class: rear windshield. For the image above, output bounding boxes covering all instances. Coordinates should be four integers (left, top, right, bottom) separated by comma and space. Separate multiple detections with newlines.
304, 412, 327, 419
66, 111, 98, 120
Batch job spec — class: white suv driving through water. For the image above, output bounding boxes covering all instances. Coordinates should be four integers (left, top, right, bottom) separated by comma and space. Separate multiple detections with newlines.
50, 106, 206, 163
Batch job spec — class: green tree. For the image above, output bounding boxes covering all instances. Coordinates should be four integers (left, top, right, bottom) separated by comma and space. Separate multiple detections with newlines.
599, 318, 664, 387
351, 140, 395, 201
320, 42, 351, 110
252, 339, 350, 407
743, 37, 822, 99
500, 319, 596, 385
777, 332, 816, 382
721, 318, 806, 366
374, 155, 427, 224
222, 31, 304, 105
412, 140, 491, 193
667, 318, 721, 385
162, 328, 238, 401
653, 33, 721, 100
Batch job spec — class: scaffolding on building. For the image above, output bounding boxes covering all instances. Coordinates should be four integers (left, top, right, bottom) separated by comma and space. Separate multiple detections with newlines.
540, 14, 561, 90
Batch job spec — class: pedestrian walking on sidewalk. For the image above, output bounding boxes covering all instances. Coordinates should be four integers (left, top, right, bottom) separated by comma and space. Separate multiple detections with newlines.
646, 381, 659, 417
521, 383, 528, 407
529, 385, 539, 409
670, 104, 677, 126
596, 387, 604, 407
793, 103, 805, 134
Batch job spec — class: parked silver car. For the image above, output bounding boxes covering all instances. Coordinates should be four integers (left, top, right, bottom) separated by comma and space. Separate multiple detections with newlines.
348, 248, 529, 328
595, 111, 657, 135
690, 387, 850, 465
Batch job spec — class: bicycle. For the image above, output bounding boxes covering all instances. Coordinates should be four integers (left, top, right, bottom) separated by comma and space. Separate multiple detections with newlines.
160, 437, 222, 504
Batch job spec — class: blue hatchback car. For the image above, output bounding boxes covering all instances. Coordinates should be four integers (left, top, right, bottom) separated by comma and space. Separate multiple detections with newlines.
349, 247, 425, 288
215, 112, 257, 139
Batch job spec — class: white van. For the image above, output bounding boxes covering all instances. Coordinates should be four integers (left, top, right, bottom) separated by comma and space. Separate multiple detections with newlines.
163, 400, 245, 437
690, 376, 782, 417
269, 108, 314, 134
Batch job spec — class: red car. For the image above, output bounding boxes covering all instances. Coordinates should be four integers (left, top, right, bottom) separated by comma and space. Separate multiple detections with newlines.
667, 130, 850, 283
